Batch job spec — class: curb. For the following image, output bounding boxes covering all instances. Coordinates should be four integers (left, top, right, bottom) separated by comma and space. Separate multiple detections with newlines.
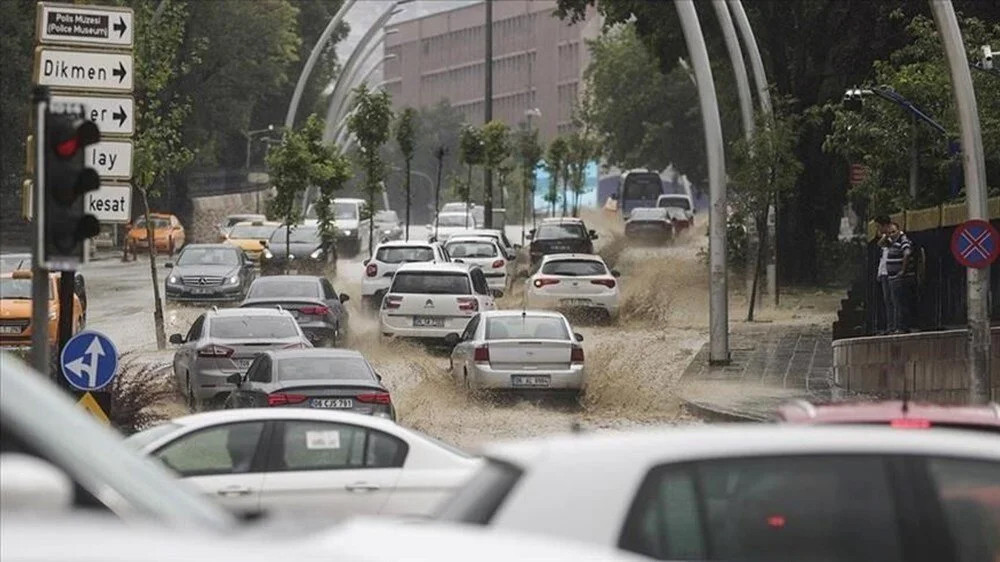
680, 396, 770, 423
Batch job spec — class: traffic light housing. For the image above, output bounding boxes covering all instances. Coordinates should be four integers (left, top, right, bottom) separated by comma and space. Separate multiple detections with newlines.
44, 112, 101, 268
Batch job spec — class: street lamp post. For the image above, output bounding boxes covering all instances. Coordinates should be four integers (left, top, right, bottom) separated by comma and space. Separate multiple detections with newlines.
523, 108, 541, 247
329, 35, 397, 138
332, 53, 398, 146
433, 146, 448, 240
246, 124, 277, 213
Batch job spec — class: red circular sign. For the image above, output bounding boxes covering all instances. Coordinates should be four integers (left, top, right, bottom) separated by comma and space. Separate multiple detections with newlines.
951, 219, 1000, 269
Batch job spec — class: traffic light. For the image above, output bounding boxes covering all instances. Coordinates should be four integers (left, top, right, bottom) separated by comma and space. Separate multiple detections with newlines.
44, 112, 101, 268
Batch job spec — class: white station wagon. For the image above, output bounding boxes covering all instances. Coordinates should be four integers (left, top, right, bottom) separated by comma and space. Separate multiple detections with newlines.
380, 263, 496, 341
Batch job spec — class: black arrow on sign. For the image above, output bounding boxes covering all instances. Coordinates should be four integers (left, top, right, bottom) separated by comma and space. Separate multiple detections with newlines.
113, 16, 127, 38
113, 106, 128, 127
112, 62, 127, 83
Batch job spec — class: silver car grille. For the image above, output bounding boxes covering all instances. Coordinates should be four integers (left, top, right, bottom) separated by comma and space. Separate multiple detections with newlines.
182, 275, 224, 286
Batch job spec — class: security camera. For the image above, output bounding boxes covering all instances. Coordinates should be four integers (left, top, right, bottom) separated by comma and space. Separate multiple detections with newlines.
982, 45, 994, 70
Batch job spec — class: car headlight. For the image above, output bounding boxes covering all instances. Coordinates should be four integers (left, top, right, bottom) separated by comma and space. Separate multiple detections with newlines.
262, 249, 273, 259
310, 248, 324, 259
342, 230, 352, 237
168, 275, 178, 284
228, 276, 239, 285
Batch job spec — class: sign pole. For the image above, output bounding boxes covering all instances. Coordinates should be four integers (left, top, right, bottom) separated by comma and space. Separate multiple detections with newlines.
30, 87, 50, 375
57, 270, 75, 390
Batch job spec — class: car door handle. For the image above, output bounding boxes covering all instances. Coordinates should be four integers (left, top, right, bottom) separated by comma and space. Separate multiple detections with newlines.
216, 485, 252, 497
345, 482, 380, 493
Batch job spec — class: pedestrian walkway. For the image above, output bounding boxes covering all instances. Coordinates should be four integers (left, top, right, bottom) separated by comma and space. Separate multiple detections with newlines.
678, 324, 833, 421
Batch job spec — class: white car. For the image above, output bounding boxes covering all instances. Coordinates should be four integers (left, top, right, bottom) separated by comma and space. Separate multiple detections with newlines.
429, 212, 477, 242
525, 253, 621, 319
362, 241, 450, 309
379, 263, 496, 341
448, 228, 518, 260
126, 409, 481, 523
447, 310, 585, 394
656, 193, 695, 231
443, 236, 510, 293
437, 426, 1000, 561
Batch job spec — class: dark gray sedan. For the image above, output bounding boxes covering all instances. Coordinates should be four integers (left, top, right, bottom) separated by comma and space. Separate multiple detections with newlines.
164, 245, 255, 303
240, 275, 350, 347
226, 348, 395, 420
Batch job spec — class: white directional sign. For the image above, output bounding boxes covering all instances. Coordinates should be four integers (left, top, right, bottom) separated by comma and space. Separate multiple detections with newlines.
85, 140, 132, 180
38, 3, 133, 48
85, 184, 132, 223
49, 94, 134, 136
35, 48, 133, 92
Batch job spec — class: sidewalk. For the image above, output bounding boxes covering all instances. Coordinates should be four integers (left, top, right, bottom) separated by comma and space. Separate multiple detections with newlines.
678, 324, 833, 421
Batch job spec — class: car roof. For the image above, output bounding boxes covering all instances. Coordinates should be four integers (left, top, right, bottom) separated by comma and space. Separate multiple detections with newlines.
396, 262, 473, 274
265, 348, 366, 361
251, 275, 321, 283
208, 307, 292, 317
169, 408, 403, 433
376, 240, 437, 249
439, 211, 473, 218
479, 309, 567, 319
179, 243, 236, 250
232, 220, 279, 227
539, 253, 605, 263
445, 236, 499, 245
777, 400, 1000, 427
334, 197, 366, 204
541, 216, 585, 224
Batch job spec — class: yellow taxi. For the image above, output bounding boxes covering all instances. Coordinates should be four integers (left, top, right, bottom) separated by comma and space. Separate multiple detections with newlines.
127, 213, 186, 255
0, 271, 84, 349
223, 220, 279, 261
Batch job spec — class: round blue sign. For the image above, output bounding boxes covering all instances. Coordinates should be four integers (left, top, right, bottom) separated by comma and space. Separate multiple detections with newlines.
60, 330, 119, 392
951, 219, 1000, 269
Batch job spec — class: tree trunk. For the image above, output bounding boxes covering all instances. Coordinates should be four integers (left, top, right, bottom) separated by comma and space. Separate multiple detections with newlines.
404, 157, 411, 241
434, 152, 443, 239
284, 224, 291, 274
141, 190, 166, 350
561, 175, 568, 217
465, 164, 472, 228
746, 207, 769, 322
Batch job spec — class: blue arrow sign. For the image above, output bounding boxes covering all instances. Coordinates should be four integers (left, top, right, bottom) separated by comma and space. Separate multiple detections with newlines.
60, 330, 119, 392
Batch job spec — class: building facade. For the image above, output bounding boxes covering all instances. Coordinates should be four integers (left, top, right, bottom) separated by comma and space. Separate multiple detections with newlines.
383, 0, 600, 141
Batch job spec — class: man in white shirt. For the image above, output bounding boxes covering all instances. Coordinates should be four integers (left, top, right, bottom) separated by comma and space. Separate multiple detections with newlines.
874, 215, 894, 334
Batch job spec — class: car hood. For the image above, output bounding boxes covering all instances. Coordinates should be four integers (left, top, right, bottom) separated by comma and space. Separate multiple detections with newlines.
0, 299, 35, 318
267, 243, 322, 258
227, 239, 266, 251
170, 264, 240, 278
336, 220, 361, 230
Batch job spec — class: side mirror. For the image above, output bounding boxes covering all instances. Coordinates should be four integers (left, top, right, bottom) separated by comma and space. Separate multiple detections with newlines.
168, 333, 184, 345
375, 372, 383, 382
164, 262, 173, 269
362, 258, 370, 266
574, 333, 584, 342
611, 269, 621, 278
589, 230, 599, 240
339, 293, 350, 303
453, 259, 464, 263
259, 240, 269, 247
513, 244, 522, 250
443, 333, 460, 347
226, 373, 243, 386
0, 454, 74, 514
491, 289, 504, 298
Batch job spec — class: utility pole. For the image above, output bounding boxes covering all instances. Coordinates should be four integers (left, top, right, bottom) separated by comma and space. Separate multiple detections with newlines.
676, 0, 729, 364
434, 146, 447, 240
929, 0, 991, 403
30, 87, 50, 374
483, 0, 494, 229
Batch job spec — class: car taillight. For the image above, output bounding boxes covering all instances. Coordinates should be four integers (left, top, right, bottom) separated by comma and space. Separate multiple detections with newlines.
300, 305, 330, 316
491, 259, 505, 269
890, 418, 931, 429
383, 295, 402, 310
283, 342, 308, 349
533, 278, 560, 288
357, 392, 392, 405
267, 393, 308, 406
571, 345, 584, 363
591, 278, 616, 289
457, 297, 479, 311
473, 345, 490, 363
197, 344, 234, 358
366, 263, 378, 277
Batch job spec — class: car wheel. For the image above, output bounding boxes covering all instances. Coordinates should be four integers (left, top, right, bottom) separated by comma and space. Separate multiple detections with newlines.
185, 374, 197, 411
463, 368, 472, 390
167, 238, 175, 256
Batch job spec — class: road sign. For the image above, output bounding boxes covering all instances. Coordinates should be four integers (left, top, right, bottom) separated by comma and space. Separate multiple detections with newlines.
37, 3, 133, 48
85, 183, 132, 223
35, 47, 133, 92
951, 219, 1000, 269
76, 392, 110, 424
60, 330, 119, 392
50, 94, 134, 136
85, 140, 132, 180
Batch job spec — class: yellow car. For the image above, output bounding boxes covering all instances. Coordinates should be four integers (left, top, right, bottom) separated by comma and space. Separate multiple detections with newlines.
223, 221, 279, 261
127, 213, 186, 255
0, 270, 84, 349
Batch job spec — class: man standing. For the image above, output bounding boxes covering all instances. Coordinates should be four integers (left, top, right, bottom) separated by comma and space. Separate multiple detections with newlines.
885, 222, 916, 333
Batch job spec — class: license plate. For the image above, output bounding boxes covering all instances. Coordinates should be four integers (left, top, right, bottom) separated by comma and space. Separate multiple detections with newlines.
233, 359, 254, 370
561, 298, 592, 306
511, 375, 551, 387
311, 398, 354, 409
288, 269, 299, 275
0, 326, 22, 335
190, 287, 209, 295
413, 316, 444, 327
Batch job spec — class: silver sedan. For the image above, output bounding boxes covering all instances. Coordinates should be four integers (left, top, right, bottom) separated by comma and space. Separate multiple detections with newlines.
446, 310, 585, 395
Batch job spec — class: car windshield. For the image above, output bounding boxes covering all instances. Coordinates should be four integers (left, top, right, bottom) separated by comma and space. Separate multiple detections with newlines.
438, 214, 472, 227
486, 316, 570, 340
209, 316, 299, 339
136, 217, 170, 229
375, 211, 399, 223
176, 247, 239, 266
123, 423, 181, 450
446, 241, 497, 258
277, 357, 374, 381
335, 202, 358, 220
377, 246, 436, 264
442, 203, 467, 212
270, 227, 319, 244
390, 272, 471, 294
541, 260, 607, 276
228, 224, 276, 239
247, 279, 320, 299
0, 255, 30, 272
658, 196, 691, 210
630, 208, 668, 220
536, 224, 587, 240
0, 278, 34, 299
622, 173, 663, 201
225, 216, 262, 227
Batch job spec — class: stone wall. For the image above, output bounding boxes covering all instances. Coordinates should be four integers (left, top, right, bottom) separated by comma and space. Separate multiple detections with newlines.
188, 188, 271, 243
833, 329, 1000, 402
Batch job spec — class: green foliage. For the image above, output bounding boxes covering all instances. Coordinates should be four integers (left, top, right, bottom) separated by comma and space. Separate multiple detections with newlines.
0, 0, 34, 203
730, 104, 804, 221
515, 127, 544, 221
394, 107, 419, 161
565, 125, 601, 216
459, 125, 486, 168
481, 120, 511, 173
347, 84, 394, 253
544, 137, 568, 212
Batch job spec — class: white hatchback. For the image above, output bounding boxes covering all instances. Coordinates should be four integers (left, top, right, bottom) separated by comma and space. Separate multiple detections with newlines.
429, 212, 477, 242
362, 241, 449, 308
525, 253, 621, 319
443, 236, 510, 293
379, 263, 496, 341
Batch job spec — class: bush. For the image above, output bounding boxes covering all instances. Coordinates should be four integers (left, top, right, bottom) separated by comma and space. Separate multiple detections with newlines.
109, 354, 184, 435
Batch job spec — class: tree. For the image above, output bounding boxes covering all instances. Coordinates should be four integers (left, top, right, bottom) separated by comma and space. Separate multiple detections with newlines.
0, 0, 34, 226
394, 107, 419, 240
347, 84, 394, 256
481, 120, 511, 226
304, 116, 352, 266
731, 107, 803, 321
545, 137, 568, 217
133, 0, 198, 350
459, 125, 485, 227
565, 127, 601, 217
515, 127, 544, 240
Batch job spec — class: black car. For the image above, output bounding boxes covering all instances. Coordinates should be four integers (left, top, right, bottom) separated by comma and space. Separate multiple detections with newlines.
226, 348, 395, 420
239, 275, 350, 347
261, 225, 336, 276
164, 244, 255, 302
528, 219, 598, 265
374, 210, 403, 242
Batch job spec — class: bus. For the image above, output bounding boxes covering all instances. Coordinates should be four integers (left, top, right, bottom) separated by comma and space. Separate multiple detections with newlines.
618, 170, 666, 217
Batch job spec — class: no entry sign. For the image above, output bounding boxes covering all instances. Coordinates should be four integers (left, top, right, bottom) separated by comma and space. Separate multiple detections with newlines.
951, 219, 1000, 269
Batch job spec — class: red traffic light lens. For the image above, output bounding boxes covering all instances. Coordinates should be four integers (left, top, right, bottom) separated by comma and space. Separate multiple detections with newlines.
55, 137, 79, 158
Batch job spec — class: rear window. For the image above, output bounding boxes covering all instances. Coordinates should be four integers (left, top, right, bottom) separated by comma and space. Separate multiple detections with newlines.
228, 224, 276, 239
658, 196, 691, 211
247, 280, 320, 299
277, 357, 374, 382
486, 316, 569, 340
630, 208, 668, 221
536, 224, 587, 240
0, 278, 34, 300
438, 214, 472, 227
376, 246, 435, 264
375, 211, 399, 223
541, 260, 607, 276
435, 460, 524, 524
209, 316, 299, 339
390, 272, 471, 295
446, 241, 497, 258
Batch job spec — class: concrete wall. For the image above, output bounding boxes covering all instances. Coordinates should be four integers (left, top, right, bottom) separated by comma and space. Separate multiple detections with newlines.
189, 189, 271, 243
833, 329, 1000, 402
